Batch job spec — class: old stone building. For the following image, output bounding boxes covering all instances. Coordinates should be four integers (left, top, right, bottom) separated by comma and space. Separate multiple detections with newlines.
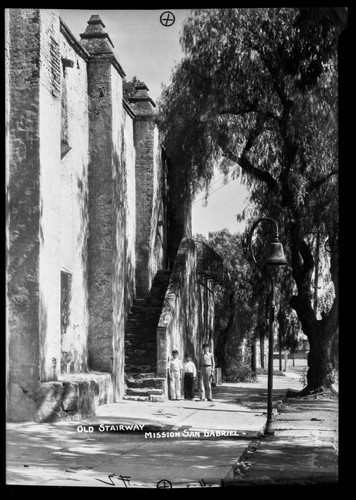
5, 9, 223, 422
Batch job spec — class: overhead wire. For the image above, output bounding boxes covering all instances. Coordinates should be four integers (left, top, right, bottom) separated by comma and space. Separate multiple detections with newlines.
193, 172, 236, 204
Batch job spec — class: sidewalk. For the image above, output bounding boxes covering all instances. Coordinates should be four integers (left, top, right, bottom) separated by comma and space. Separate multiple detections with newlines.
6, 369, 338, 489
222, 373, 339, 487
6, 388, 265, 488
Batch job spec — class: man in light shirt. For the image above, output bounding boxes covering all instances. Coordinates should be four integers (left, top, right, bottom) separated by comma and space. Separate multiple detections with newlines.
168, 350, 183, 400
183, 354, 197, 400
198, 343, 215, 402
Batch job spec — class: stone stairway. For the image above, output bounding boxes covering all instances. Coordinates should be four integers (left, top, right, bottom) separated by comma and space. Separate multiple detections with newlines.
124, 372, 167, 402
124, 270, 171, 401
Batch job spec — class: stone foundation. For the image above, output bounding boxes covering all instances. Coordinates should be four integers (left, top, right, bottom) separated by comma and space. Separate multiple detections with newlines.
36, 372, 113, 422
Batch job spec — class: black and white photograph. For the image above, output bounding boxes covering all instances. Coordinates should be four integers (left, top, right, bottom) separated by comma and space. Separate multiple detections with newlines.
5, 6, 345, 490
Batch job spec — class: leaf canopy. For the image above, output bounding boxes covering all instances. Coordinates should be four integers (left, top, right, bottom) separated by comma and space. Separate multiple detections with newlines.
158, 7, 342, 241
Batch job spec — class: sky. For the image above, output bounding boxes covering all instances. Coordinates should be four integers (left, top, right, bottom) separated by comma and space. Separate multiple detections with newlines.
59, 8, 251, 237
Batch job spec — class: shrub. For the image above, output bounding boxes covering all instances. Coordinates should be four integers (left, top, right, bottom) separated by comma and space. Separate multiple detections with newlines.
223, 359, 257, 383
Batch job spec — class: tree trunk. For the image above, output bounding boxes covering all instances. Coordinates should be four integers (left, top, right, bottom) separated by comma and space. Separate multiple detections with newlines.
289, 293, 337, 395
313, 232, 320, 314
214, 297, 236, 375
277, 309, 287, 372
304, 324, 335, 394
260, 332, 265, 369
251, 338, 257, 372
288, 219, 338, 396
215, 326, 229, 374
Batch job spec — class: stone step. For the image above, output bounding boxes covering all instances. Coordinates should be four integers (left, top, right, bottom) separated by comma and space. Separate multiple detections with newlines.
125, 330, 157, 338
125, 338, 156, 344
124, 355, 156, 362
125, 367, 156, 375
125, 343, 156, 351
127, 311, 159, 317
129, 304, 162, 312
126, 322, 159, 329
126, 331, 156, 338
126, 321, 160, 328
125, 360, 156, 367
145, 292, 168, 302
124, 270, 171, 379
125, 329, 157, 336
125, 338, 157, 345
125, 363, 156, 372
126, 316, 160, 323
125, 376, 166, 389
126, 320, 160, 327
126, 320, 160, 328
125, 344, 156, 356
123, 395, 149, 402
126, 324, 158, 330
125, 365, 156, 372
125, 336, 156, 343
125, 333, 158, 340
125, 332, 157, 338
133, 299, 146, 305
126, 323, 158, 329
125, 328, 157, 335
149, 394, 166, 402
125, 336, 156, 342
124, 345, 156, 353
125, 331, 157, 338
125, 365, 155, 374
125, 357, 156, 364
125, 387, 164, 397
128, 372, 156, 379
127, 314, 161, 322
123, 394, 165, 402
125, 343, 155, 349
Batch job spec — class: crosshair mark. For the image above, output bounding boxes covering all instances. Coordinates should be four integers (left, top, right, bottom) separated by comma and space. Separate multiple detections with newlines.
157, 479, 172, 488
160, 11, 175, 27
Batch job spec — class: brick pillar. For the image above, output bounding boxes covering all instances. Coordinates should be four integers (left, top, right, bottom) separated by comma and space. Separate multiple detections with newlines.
6, 9, 61, 420
129, 84, 157, 298
80, 15, 126, 400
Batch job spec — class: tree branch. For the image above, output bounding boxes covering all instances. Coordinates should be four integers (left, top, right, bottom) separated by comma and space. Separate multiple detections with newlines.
289, 219, 314, 291
244, 113, 269, 152
219, 106, 280, 123
299, 238, 315, 274
307, 170, 338, 192
219, 106, 256, 116
254, 46, 290, 107
219, 142, 279, 193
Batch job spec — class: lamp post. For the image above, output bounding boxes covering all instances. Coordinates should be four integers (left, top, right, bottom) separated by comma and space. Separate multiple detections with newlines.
249, 217, 288, 436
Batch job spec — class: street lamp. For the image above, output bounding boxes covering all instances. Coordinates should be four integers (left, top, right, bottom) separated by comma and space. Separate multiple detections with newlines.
249, 217, 288, 436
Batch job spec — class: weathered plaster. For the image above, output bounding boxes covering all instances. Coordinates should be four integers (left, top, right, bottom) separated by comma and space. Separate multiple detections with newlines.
6, 8, 215, 421
157, 239, 216, 377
